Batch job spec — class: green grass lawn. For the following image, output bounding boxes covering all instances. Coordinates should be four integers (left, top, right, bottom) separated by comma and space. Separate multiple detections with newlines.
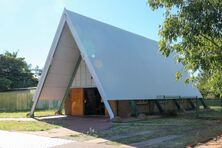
0, 120, 59, 131
0, 109, 61, 131
198, 106, 222, 119
0, 109, 57, 118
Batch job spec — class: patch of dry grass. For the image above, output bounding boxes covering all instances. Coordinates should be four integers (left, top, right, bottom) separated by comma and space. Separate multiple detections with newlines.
0, 120, 59, 131
0, 109, 57, 118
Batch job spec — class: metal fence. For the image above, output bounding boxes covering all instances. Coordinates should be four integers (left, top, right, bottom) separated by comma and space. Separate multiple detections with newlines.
0, 88, 60, 112
204, 99, 222, 106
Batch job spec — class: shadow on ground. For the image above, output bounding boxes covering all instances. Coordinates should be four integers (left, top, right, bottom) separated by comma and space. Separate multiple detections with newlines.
38, 116, 112, 133
34, 108, 222, 148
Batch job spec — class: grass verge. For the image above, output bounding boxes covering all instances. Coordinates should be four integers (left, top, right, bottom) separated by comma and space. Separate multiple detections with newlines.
0, 120, 59, 131
0, 109, 57, 118
94, 106, 222, 147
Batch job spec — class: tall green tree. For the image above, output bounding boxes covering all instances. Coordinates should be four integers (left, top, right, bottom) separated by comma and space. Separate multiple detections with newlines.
0, 51, 38, 91
148, 0, 222, 97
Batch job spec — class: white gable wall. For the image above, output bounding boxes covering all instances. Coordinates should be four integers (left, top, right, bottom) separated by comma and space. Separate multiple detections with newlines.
39, 23, 81, 100
71, 59, 96, 88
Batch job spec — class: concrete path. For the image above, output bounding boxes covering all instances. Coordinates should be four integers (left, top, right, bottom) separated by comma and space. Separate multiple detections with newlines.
53, 142, 132, 148
0, 118, 35, 121
196, 136, 222, 148
0, 130, 73, 148
37, 115, 67, 120
24, 127, 81, 138
0, 130, 131, 148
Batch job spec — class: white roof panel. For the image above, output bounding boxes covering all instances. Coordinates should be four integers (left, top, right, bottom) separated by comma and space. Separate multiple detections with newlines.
64, 10, 201, 99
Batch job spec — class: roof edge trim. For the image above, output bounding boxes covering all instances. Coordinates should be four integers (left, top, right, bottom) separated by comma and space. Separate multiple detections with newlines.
64, 9, 109, 101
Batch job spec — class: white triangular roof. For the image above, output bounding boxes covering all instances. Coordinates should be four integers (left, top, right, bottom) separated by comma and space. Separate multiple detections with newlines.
31, 9, 201, 118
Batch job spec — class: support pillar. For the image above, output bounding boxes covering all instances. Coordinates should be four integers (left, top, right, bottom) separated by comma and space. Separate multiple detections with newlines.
173, 100, 181, 111
188, 99, 196, 110
154, 100, 163, 113
104, 100, 114, 119
57, 56, 82, 114
199, 98, 208, 109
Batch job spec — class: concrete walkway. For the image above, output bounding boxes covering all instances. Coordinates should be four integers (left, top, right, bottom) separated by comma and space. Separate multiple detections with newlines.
0, 118, 35, 121
53, 142, 131, 148
0, 130, 73, 148
0, 130, 131, 148
196, 136, 222, 148
23, 127, 81, 138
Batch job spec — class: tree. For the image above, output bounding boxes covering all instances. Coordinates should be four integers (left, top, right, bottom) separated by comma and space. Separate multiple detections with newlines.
31, 65, 42, 79
197, 71, 220, 98
148, 0, 222, 97
0, 51, 38, 91
0, 77, 11, 91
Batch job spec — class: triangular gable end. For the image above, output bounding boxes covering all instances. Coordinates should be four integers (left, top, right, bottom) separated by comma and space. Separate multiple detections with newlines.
30, 10, 114, 118
31, 9, 201, 119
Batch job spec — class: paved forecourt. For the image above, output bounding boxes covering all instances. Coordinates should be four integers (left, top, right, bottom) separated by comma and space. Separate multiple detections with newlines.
0, 130, 73, 148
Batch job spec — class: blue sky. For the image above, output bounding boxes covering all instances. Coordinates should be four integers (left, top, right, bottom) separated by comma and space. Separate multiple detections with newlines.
0, 0, 164, 68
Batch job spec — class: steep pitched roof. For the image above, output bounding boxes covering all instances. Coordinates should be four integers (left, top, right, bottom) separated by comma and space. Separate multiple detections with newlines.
31, 9, 201, 118
65, 9, 201, 99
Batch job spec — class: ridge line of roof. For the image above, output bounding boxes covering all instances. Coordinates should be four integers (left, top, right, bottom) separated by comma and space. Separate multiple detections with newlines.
64, 8, 158, 43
